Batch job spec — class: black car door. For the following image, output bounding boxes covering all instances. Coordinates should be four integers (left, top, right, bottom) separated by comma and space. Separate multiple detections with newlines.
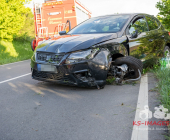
126, 15, 149, 60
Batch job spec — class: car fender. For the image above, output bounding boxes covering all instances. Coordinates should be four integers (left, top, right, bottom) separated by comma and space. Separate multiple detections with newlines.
93, 35, 128, 59
88, 48, 111, 80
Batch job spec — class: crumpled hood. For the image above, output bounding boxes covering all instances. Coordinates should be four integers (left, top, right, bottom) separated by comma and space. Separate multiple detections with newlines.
36, 33, 118, 53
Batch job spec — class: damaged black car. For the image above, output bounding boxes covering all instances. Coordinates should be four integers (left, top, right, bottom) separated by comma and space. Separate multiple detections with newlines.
31, 13, 170, 89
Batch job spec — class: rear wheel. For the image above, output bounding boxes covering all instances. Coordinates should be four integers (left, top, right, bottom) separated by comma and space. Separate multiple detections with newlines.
31, 39, 36, 51
113, 56, 143, 79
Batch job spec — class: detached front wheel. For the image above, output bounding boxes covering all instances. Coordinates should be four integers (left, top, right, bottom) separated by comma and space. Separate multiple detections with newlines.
113, 56, 143, 79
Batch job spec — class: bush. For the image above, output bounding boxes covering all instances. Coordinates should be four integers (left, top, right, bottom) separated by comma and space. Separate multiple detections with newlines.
106, 76, 115, 85
0, 0, 31, 40
13, 8, 34, 42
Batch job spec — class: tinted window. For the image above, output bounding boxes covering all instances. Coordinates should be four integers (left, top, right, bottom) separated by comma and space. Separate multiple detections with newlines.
145, 16, 158, 30
160, 24, 165, 30
155, 18, 160, 27
128, 18, 148, 34
68, 15, 130, 34
155, 18, 165, 30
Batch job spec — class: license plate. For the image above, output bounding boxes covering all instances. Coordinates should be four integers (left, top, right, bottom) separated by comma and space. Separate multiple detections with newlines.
37, 64, 57, 72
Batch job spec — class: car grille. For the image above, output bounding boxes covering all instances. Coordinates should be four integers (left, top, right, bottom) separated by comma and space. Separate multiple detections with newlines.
33, 70, 64, 80
32, 70, 74, 84
37, 52, 64, 63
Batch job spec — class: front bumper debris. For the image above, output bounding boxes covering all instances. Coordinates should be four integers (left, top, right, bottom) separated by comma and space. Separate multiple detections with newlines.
31, 49, 111, 87
31, 61, 106, 87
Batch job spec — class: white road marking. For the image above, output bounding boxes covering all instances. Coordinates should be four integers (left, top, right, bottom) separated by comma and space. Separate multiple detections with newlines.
0, 59, 30, 67
0, 73, 31, 84
131, 74, 148, 140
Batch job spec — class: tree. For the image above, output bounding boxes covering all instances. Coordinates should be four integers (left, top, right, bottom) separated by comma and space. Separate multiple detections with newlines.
15, 8, 34, 41
0, 0, 31, 39
156, 0, 170, 31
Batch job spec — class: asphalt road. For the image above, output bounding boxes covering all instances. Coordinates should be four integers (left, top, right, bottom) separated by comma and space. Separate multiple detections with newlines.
0, 60, 166, 140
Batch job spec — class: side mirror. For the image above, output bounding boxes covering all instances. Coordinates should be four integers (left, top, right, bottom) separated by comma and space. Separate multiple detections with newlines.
131, 30, 138, 38
59, 31, 67, 35
65, 20, 71, 31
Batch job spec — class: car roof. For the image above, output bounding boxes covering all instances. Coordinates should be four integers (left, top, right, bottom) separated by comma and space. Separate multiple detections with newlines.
93, 13, 154, 18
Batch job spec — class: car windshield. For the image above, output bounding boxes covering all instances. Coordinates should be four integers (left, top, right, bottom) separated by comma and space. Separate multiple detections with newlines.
68, 15, 130, 34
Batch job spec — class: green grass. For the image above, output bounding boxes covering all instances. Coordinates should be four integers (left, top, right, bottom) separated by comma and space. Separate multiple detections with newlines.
0, 39, 33, 65
106, 76, 116, 85
154, 68, 170, 110
153, 67, 170, 138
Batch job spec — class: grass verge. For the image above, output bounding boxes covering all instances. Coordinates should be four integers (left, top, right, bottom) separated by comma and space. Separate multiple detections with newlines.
153, 67, 170, 139
154, 68, 170, 111
0, 39, 33, 65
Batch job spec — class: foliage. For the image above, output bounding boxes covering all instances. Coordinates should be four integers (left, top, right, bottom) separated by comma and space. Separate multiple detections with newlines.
142, 67, 150, 74
139, 31, 165, 58
156, 0, 170, 31
130, 30, 166, 72
143, 56, 160, 69
154, 67, 170, 112
153, 62, 170, 139
106, 76, 115, 85
14, 7, 34, 42
142, 58, 160, 74
130, 16, 168, 65
130, 19, 148, 34
139, 30, 170, 70
0, 0, 31, 39
0, 39, 33, 65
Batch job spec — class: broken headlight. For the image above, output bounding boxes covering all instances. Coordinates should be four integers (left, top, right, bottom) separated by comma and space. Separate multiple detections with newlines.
65, 48, 99, 64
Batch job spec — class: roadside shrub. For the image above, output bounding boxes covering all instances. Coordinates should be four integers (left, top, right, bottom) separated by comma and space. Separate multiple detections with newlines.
153, 65, 170, 139
154, 68, 170, 111
142, 56, 160, 74
106, 76, 115, 85
0, 0, 31, 40
13, 8, 34, 42
143, 56, 160, 69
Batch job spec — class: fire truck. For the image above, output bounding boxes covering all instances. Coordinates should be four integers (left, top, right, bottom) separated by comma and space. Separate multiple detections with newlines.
31, 0, 92, 51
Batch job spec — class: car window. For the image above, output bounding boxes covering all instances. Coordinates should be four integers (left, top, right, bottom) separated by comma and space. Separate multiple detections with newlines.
128, 18, 148, 34
155, 18, 160, 27
145, 16, 158, 30
68, 15, 130, 34
154, 17, 165, 30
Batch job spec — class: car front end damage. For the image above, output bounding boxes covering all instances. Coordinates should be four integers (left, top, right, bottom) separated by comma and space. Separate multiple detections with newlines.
30, 37, 138, 88
31, 46, 112, 88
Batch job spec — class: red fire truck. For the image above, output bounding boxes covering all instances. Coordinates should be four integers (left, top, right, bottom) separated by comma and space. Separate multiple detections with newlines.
31, 0, 92, 51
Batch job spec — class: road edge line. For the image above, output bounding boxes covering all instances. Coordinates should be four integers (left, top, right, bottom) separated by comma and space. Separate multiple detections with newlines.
131, 74, 148, 140
0, 73, 31, 84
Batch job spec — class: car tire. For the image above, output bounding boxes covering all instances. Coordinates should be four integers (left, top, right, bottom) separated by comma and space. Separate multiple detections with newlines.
164, 46, 170, 58
113, 56, 143, 79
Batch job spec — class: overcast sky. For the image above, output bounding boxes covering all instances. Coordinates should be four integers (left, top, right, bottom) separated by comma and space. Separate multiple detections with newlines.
26, 0, 160, 17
